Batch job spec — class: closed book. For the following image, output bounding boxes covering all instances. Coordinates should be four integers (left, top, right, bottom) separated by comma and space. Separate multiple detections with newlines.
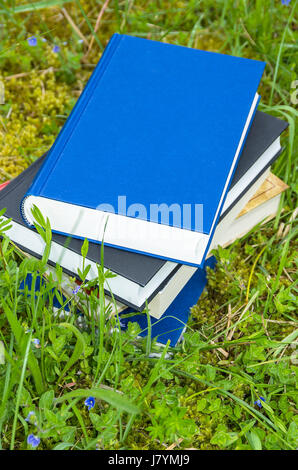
21, 33, 265, 266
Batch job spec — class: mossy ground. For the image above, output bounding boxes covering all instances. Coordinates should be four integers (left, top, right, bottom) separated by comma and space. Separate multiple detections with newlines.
0, 0, 297, 450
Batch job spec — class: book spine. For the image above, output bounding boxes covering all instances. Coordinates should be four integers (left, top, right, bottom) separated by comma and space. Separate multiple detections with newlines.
21, 34, 123, 224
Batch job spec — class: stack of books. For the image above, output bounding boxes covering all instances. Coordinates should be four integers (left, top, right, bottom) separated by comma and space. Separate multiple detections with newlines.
0, 34, 288, 346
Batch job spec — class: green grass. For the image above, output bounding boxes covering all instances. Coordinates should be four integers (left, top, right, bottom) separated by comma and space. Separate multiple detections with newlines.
0, 0, 297, 450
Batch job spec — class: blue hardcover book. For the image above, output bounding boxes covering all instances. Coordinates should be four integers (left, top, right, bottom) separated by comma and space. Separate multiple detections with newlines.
21, 34, 265, 267
19, 257, 216, 347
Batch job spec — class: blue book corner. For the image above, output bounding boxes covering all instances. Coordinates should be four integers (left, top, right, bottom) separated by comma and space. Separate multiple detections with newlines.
21, 34, 265, 266
119, 256, 217, 346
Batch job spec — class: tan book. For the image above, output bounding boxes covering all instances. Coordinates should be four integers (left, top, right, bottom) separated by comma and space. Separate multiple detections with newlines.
238, 172, 288, 217
209, 172, 288, 254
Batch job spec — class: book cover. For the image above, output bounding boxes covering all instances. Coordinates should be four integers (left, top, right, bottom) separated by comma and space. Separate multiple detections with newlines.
229, 111, 288, 189
21, 33, 265, 266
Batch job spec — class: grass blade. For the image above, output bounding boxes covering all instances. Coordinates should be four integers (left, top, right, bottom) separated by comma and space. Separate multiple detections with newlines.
55, 388, 140, 415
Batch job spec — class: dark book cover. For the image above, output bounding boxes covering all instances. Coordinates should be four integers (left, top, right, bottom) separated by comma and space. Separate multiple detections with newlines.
230, 110, 288, 188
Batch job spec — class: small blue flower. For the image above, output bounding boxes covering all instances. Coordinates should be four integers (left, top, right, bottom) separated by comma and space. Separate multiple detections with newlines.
72, 285, 81, 295
281, 0, 291, 5
84, 396, 95, 411
254, 396, 266, 408
32, 338, 40, 347
25, 411, 36, 424
27, 434, 40, 448
41, 37, 47, 42
27, 37, 37, 47
52, 45, 60, 53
